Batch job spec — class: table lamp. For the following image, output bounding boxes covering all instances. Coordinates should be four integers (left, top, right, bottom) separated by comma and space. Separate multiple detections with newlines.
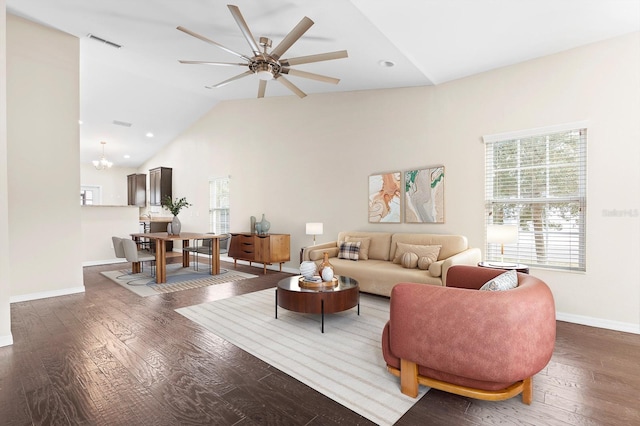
305, 222, 323, 245
487, 224, 518, 267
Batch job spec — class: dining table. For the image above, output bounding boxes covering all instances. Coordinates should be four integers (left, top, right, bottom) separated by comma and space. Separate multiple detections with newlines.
130, 232, 222, 284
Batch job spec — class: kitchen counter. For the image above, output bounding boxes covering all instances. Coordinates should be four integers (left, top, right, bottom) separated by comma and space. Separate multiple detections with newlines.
139, 217, 173, 223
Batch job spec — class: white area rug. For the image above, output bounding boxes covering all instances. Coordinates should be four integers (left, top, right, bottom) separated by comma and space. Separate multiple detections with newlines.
176, 288, 427, 425
101, 264, 258, 297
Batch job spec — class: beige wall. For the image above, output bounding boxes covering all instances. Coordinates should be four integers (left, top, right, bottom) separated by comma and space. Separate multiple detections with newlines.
0, 0, 11, 346
6, 14, 84, 301
81, 206, 141, 265
142, 33, 640, 333
80, 164, 138, 206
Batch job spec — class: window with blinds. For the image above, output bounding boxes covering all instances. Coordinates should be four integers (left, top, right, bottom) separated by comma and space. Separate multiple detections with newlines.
484, 124, 587, 271
209, 177, 230, 234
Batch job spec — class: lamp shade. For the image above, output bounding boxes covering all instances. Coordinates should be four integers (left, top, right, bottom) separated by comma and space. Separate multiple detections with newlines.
306, 222, 323, 235
487, 224, 518, 244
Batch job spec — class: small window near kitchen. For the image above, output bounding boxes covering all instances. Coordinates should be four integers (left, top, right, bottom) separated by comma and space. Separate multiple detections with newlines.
209, 177, 230, 234
80, 186, 101, 205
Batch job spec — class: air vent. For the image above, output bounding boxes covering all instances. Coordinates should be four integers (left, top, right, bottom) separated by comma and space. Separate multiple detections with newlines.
113, 120, 132, 127
87, 33, 122, 49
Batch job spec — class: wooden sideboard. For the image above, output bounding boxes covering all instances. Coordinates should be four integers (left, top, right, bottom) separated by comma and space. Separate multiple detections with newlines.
229, 233, 290, 274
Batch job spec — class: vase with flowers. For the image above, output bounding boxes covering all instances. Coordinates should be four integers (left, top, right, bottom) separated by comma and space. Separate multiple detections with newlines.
162, 196, 192, 235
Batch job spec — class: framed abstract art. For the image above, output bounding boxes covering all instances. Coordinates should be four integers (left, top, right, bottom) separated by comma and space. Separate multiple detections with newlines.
368, 172, 401, 223
404, 166, 445, 223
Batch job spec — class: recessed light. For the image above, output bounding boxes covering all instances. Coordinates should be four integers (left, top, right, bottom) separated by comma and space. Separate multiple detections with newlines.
378, 60, 395, 68
78, 120, 83, 125
146, 132, 154, 138
123, 154, 130, 159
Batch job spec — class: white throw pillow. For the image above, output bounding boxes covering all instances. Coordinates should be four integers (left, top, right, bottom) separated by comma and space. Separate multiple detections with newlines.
479, 270, 518, 291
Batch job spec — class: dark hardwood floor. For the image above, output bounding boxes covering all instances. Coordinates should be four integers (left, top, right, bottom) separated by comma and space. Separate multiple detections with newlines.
1, 257, 639, 425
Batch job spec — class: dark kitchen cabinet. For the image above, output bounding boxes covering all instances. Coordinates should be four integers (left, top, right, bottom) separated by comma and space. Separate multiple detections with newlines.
149, 167, 172, 206
127, 173, 146, 206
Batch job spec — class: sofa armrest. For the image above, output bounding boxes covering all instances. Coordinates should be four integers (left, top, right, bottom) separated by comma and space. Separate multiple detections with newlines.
388, 281, 555, 385
437, 247, 482, 285
302, 241, 338, 261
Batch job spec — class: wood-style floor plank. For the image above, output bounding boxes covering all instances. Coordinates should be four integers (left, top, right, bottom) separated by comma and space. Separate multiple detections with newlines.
1, 258, 639, 426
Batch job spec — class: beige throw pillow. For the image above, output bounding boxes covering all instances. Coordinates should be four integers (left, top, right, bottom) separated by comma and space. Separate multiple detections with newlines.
393, 243, 441, 267
401, 252, 419, 269
345, 236, 371, 260
417, 256, 433, 270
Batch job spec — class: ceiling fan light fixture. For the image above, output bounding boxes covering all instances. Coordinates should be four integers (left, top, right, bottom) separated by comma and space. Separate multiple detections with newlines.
178, 5, 346, 98
254, 62, 275, 80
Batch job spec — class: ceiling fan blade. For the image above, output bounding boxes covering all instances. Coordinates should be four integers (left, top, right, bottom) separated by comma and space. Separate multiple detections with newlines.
281, 68, 340, 85
275, 75, 307, 98
206, 70, 254, 89
227, 5, 262, 57
258, 80, 267, 98
270, 17, 314, 60
179, 60, 246, 67
280, 50, 348, 67
177, 26, 251, 62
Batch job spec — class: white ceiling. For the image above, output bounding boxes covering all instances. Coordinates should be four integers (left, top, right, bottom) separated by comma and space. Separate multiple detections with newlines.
6, 0, 640, 168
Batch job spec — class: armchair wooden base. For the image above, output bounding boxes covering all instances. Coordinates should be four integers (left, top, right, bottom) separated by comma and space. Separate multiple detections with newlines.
388, 360, 533, 404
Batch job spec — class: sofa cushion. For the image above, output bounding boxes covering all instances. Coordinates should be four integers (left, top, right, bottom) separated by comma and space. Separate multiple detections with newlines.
309, 247, 339, 261
401, 252, 419, 269
345, 236, 371, 260
393, 243, 441, 266
338, 241, 361, 261
338, 232, 392, 261
480, 270, 518, 291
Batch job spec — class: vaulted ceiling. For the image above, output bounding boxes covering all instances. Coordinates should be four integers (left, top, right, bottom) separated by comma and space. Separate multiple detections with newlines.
6, 0, 640, 167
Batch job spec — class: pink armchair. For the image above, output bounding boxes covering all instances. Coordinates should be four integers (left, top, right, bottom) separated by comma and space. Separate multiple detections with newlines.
382, 265, 556, 404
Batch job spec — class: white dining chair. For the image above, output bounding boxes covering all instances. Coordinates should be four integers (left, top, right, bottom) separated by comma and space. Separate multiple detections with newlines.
112, 236, 131, 280
122, 238, 156, 285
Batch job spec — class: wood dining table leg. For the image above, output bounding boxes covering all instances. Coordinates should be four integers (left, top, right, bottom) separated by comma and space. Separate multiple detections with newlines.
210, 237, 220, 275
181, 239, 190, 267
155, 238, 167, 283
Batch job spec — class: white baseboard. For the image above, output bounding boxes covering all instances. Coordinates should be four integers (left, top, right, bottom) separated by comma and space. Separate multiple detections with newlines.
10, 286, 85, 303
556, 311, 639, 334
0, 333, 13, 347
83, 258, 128, 267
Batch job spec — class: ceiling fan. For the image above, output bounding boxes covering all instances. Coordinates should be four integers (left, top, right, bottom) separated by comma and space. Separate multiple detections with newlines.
177, 4, 348, 98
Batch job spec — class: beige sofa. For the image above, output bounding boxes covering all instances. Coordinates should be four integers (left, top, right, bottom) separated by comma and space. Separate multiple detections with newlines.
302, 231, 481, 296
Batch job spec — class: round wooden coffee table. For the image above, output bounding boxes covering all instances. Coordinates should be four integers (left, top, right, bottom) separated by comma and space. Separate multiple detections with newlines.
275, 275, 359, 333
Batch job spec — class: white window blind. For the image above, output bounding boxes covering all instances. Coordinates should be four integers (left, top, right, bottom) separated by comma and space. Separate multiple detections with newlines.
209, 177, 230, 234
484, 125, 587, 271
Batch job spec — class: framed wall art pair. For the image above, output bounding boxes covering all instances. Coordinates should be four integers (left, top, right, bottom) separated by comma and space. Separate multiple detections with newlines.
368, 166, 445, 224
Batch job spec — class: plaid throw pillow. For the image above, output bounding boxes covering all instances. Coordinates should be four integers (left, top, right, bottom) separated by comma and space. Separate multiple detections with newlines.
338, 241, 361, 261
